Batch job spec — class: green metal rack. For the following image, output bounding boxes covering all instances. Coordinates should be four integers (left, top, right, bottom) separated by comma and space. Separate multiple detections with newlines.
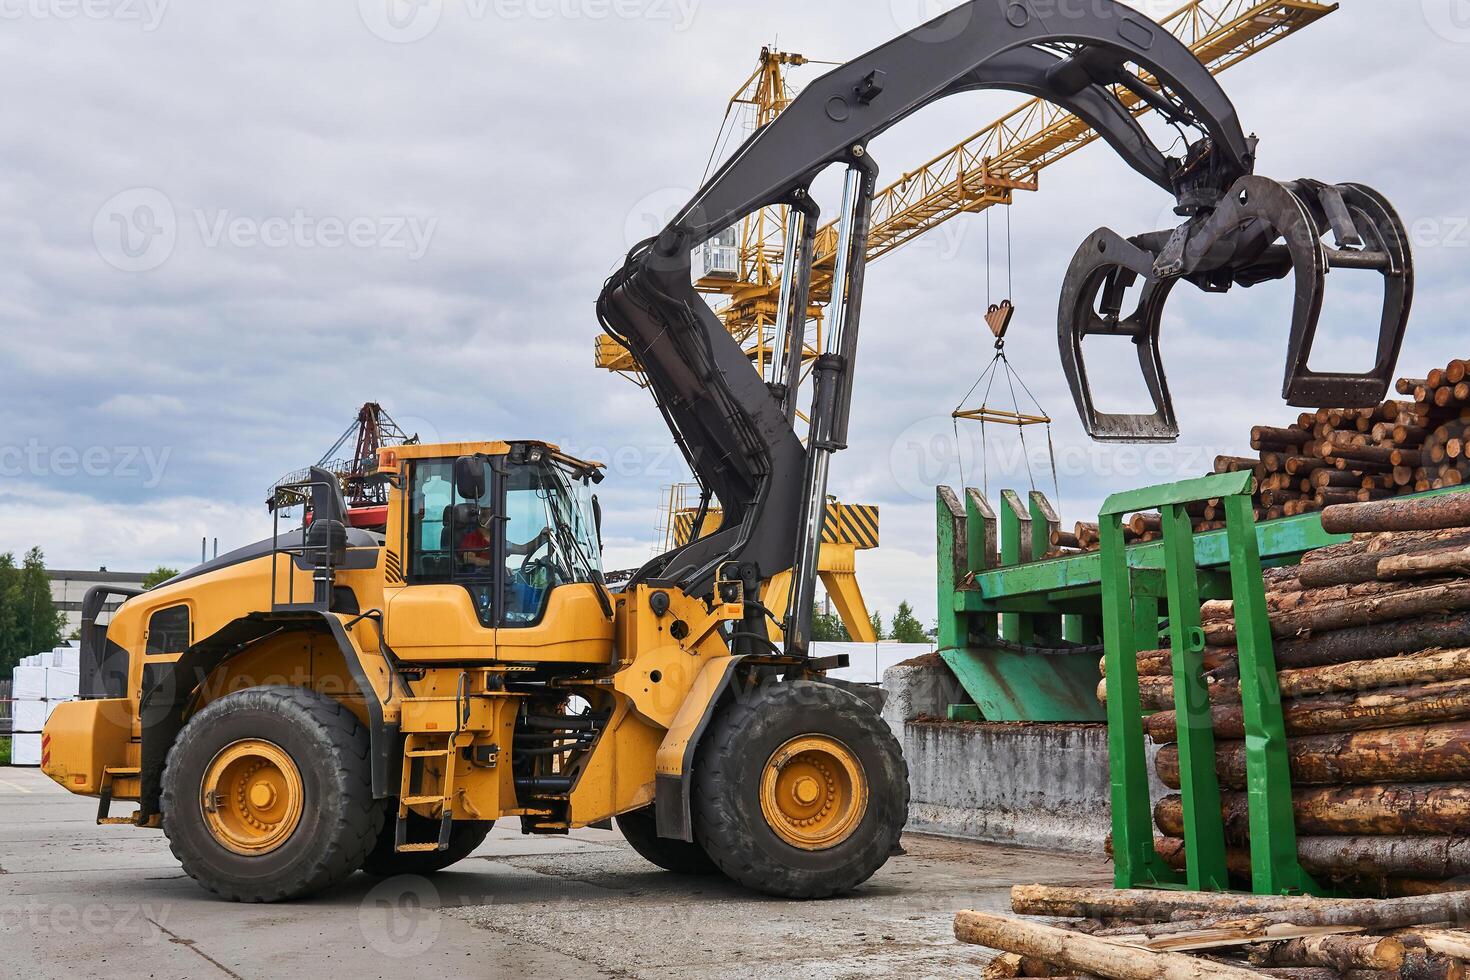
1097, 472, 1319, 895
936, 478, 1470, 895
935, 482, 1346, 723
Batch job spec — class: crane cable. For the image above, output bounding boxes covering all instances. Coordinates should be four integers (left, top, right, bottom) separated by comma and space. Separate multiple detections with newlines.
952, 205, 1061, 509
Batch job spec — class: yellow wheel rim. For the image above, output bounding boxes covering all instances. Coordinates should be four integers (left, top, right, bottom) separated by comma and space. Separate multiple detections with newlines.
759, 735, 867, 851
200, 739, 304, 855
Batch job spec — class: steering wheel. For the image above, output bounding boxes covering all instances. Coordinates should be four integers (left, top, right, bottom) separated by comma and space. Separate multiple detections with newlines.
518, 531, 554, 578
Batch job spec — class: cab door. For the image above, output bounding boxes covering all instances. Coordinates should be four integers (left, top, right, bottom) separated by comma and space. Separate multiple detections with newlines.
385, 455, 499, 662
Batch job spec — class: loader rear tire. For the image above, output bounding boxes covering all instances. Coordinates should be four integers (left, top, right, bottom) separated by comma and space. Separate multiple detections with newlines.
359, 810, 493, 877
616, 804, 719, 875
692, 679, 908, 899
161, 686, 382, 902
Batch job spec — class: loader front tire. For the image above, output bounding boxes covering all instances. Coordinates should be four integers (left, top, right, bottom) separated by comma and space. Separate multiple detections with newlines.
359, 810, 493, 877
161, 686, 382, 902
616, 804, 719, 875
692, 679, 908, 899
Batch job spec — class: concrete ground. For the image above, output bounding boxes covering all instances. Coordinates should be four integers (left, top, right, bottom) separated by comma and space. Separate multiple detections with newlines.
0, 765, 1110, 979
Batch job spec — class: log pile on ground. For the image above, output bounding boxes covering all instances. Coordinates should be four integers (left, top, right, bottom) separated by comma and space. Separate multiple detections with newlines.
1099, 492, 1470, 894
1052, 359, 1470, 554
956, 885, 1470, 979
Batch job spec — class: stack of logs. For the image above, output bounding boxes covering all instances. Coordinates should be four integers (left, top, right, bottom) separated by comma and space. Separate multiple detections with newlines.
956, 885, 1470, 979
1052, 358, 1470, 554
1103, 493, 1470, 895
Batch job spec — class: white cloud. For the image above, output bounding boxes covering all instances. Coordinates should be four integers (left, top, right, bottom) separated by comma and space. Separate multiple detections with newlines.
0, 483, 272, 572
0, 2, 1464, 626
98, 393, 187, 418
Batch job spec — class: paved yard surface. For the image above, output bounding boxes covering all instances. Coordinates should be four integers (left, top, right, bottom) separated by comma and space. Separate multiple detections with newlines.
0, 765, 1110, 979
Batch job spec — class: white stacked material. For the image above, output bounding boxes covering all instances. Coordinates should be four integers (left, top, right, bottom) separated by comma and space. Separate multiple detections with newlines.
11, 733, 42, 766
45, 667, 79, 700
8, 646, 84, 765
11, 665, 45, 701
13, 700, 49, 732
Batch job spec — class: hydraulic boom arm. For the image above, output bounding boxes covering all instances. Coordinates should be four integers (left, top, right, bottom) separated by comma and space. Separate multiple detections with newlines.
596, 0, 1410, 656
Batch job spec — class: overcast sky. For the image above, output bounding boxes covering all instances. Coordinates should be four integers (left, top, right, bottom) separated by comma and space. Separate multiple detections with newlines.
1, 1, 1466, 628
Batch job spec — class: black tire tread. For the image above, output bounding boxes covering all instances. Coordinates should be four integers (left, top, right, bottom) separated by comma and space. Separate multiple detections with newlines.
160, 685, 383, 902
615, 805, 720, 876
692, 679, 909, 899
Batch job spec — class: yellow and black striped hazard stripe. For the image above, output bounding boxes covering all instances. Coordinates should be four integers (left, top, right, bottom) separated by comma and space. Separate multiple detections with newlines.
673, 502, 878, 549
822, 503, 880, 550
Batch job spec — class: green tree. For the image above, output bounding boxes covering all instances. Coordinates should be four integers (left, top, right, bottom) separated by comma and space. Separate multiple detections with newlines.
869, 610, 886, 641
5, 547, 63, 672
142, 566, 180, 590
810, 610, 850, 642
890, 601, 927, 644
0, 552, 18, 670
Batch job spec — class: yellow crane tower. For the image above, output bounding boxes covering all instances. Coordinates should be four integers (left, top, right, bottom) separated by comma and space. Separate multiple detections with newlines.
600, 0, 1337, 641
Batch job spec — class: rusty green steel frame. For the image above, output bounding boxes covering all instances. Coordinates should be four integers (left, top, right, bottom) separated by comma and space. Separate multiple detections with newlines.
935, 478, 1351, 724
937, 480, 1470, 890
937, 487, 1105, 722
1099, 472, 1319, 896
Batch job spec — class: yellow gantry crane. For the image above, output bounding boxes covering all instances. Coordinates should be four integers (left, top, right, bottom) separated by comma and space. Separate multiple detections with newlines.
600, 0, 1337, 641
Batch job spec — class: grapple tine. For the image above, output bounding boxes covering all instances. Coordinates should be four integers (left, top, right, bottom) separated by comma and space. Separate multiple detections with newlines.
1057, 173, 1413, 441
1058, 228, 1181, 443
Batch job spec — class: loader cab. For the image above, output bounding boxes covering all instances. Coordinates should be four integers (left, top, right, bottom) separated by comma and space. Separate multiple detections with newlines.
385, 440, 613, 663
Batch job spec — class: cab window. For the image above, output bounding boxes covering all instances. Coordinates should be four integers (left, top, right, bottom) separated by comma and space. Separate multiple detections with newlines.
502, 465, 558, 625
145, 604, 191, 655
406, 457, 497, 626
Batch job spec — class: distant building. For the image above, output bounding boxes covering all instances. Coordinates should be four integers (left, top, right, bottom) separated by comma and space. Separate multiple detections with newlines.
48, 569, 148, 635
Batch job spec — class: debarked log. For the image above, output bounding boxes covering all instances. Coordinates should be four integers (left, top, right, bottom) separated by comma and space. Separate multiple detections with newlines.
1202, 615, 1470, 675
1154, 722, 1470, 789
1323, 494, 1470, 534
1153, 784, 1470, 840
1115, 648, 1470, 710
1008, 884, 1363, 922
1142, 677, 1470, 741
1204, 581, 1470, 645
1298, 532, 1470, 588
952, 910, 1264, 980
1246, 934, 1406, 971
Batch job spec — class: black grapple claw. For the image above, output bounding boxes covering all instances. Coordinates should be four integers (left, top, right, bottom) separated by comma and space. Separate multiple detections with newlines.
1059, 175, 1413, 442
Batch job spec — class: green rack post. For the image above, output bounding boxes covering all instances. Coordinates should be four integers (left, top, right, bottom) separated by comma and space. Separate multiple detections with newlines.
1099, 471, 1320, 896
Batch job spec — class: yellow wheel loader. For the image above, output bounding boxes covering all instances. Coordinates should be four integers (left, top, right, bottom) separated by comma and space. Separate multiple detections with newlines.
45, 445, 906, 901
43, 0, 1411, 902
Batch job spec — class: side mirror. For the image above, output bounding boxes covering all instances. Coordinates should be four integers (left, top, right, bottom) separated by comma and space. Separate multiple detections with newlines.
454, 456, 486, 501
591, 494, 604, 552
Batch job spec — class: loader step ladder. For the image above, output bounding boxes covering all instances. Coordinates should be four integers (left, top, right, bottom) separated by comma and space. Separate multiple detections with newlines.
1099, 470, 1322, 897
395, 732, 464, 853
96, 766, 143, 826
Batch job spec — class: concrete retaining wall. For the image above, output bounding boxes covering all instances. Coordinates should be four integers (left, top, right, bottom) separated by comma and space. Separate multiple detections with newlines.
882, 658, 1163, 853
